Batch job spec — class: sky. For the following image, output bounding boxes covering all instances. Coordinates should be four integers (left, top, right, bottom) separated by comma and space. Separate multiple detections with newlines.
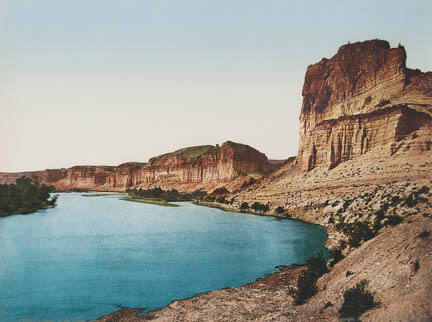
1, 0, 431, 172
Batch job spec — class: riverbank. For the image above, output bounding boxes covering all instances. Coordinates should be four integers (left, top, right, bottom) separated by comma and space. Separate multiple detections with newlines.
98, 210, 432, 321
0, 204, 56, 218
98, 179, 432, 321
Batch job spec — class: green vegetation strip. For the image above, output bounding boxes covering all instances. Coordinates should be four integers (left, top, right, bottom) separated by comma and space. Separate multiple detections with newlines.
121, 197, 179, 207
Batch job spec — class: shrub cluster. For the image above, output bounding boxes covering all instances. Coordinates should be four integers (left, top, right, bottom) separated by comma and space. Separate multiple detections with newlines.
341, 222, 376, 248
293, 254, 328, 305
240, 202, 249, 210
339, 280, 378, 319
127, 187, 207, 201
275, 206, 285, 214
251, 201, 269, 212
329, 242, 346, 267
240, 177, 257, 189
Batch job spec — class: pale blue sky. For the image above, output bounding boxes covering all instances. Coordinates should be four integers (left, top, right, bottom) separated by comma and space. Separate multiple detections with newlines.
1, 0, 431, 171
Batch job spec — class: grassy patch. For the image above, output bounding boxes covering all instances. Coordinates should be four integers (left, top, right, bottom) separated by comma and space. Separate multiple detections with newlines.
121, 197, 179, 207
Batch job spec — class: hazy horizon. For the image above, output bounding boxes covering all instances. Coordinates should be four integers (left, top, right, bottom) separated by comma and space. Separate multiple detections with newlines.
2, 0, 431, 172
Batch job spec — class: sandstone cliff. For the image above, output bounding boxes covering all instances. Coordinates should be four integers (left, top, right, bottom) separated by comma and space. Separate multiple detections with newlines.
0, 171, 45, 185
43, 163, 145, 191
0, 141, 271, 192
131, 141, 271, 192
298, 39, 432, 171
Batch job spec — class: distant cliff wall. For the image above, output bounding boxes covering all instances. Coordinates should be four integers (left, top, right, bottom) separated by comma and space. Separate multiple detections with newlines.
131, 141, 271, 191
42, 163, 145, 191
0, 142, 271, 192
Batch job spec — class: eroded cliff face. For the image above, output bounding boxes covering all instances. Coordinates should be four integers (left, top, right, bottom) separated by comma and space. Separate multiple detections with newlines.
0, 171, 45, 185
42, 163, 145, 191
131, 141, 271, 191
0, 142, 271, 192
298, 39, 432, 171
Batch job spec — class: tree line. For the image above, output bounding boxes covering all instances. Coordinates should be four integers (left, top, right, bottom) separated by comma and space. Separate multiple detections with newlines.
127, 187, 207, 202
0, 177, 57, 216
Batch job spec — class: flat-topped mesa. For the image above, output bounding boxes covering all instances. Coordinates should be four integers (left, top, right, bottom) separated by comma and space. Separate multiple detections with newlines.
298, 39, 432, 171
131, 141, 272, 191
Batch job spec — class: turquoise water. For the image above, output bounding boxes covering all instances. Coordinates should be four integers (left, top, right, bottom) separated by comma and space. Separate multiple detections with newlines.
0, 193, 327, 321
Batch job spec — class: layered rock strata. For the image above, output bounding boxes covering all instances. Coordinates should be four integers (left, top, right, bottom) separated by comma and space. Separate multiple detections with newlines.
0, 142, 271, 192
298, 39, 432, 171
0, 171, 44, 185
43, 163, 145, 191
130, 141, 271, 191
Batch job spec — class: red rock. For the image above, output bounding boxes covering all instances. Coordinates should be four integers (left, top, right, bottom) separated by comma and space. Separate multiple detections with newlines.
298, 39, 432, 171
0, 142, 271, 192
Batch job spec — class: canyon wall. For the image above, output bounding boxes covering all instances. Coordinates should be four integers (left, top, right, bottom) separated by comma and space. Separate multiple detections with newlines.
0, 171, 45, 185
130, 141, 271, 191
3, 39, 431, 191
298, 39, 432, 171
0, 141, 271, 192
42, 163, 145, 191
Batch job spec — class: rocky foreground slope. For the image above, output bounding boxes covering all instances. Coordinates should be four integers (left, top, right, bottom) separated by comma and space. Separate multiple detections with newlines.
97, 40, 432, 321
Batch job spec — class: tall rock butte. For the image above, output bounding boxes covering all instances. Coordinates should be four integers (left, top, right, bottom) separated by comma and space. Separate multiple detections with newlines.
298, 39, 432, 171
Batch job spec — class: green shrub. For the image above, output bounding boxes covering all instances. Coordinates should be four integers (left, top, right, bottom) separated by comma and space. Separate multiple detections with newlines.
239, 202, 249, 210
418, 186, 429, 194
216, 196, 226, 203
293, 254, 328, 305
418, 230, 430, 239
339, 280, 378, 319
404, 193, 418, 207
240, 177, 257, 189
306, 255, 328, 277
294, 270, 317, 305
343, 222, 376, 247
206, 195, 216, 202
251, 201, 269, 212
329, 246, 344, 267
275, 206, 285, 214
385, 214, 403, 226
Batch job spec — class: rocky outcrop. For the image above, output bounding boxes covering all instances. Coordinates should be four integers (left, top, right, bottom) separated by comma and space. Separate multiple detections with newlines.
298, 39, 432, 171
131, 141, 271, 191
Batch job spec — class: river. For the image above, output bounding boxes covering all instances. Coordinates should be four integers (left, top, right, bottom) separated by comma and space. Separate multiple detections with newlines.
0, 193, 327, 321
